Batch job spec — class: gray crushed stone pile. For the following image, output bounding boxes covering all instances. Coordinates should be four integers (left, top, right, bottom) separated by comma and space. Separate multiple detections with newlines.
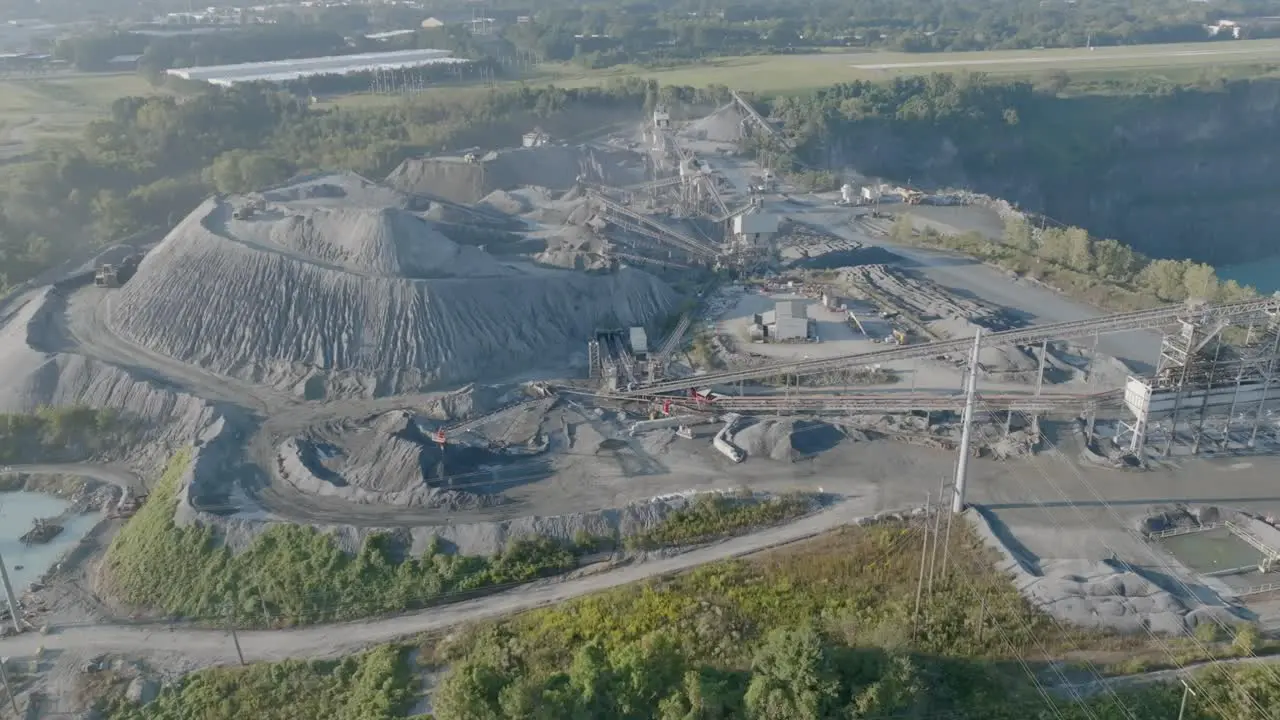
107, 174, 677, 395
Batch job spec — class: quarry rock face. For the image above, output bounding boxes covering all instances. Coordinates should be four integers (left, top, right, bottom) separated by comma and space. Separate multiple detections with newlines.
108, 173, 677, 395
816, 80, 1280, 265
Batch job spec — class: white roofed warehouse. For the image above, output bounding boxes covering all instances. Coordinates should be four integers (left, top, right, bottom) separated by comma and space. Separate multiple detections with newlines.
165, 49, 469, 86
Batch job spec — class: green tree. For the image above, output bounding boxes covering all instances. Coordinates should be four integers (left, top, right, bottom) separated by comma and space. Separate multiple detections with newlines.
743, 626, 841, 720
847, 654, 923, 718
1092, 238, 1140, 282
431, 660, 511, 720
1064, 226, 1092, 272
1182, 262, 1220, 300
1137, 259, 1188, 301
1002, 216, 1034, 252
1038, 227, 1070, 266
658, 669, 742, 720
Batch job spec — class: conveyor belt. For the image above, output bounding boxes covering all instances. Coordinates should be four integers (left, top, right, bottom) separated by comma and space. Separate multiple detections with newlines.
623, 297, 1280, 396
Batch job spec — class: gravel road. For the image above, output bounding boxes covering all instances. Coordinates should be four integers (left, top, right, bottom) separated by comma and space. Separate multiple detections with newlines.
0, 463, 144, 490
0, 497, 889, 665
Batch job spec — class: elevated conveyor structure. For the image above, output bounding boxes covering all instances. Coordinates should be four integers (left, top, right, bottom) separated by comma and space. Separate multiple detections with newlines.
730, 90, 778, 140
590, 191, 719, 260
624, 297, 1280, 397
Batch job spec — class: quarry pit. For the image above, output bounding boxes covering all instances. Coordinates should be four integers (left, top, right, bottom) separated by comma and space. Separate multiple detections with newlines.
3, 97, 1280, 653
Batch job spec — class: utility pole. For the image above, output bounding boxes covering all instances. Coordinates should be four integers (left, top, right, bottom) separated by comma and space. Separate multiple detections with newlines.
225, 603, 246, 666
0, 553, 20, 634
0, 656, 17, 717
913, 492, 930, 639
952, 328, 983, 514
928, 475, 945, 598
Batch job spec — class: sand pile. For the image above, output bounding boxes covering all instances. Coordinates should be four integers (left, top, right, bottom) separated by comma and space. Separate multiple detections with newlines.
385, 145, 646, 204
276, 408, 531, 508
679, 103, 746, 144
479, 189, 531, 216
731, 418, 852, 461
536, 226, 611, 271
108, 175, 677, 395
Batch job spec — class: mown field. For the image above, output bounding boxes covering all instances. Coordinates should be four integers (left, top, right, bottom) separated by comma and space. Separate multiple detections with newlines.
0, 72, 161, 158
530, 39, 1280, 92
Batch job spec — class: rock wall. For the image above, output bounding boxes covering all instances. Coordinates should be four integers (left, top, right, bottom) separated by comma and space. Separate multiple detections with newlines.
818, 79, 1280, 266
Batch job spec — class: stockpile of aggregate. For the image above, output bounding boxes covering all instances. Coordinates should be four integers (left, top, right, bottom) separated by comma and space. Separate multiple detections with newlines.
678, 103, 746, 144
0, 284, 214, 461
385, 145, 646, 204
108, 174, 677, 394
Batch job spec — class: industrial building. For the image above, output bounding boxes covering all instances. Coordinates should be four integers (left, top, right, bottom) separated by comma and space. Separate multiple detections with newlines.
754, 300, 810, 342
165, 48, 467, 86
730, 208, 779, 247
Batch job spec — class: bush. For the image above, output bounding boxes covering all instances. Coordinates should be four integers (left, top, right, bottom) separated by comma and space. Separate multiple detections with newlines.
626, 492, 814, 550
105, 645, 416, 720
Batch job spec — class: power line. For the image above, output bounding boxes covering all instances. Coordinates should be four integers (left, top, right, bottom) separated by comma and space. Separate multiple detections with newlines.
971, 396, 1262, 718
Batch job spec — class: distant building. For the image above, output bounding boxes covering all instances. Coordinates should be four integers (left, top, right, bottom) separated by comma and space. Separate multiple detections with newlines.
421, 17, 446, 28
757, 300, 809, 342
365, 29, 417, 41
629, 327, 649, 358
165, 48, 465, 86
107, 54, 143, 69
731, 209, 779, 247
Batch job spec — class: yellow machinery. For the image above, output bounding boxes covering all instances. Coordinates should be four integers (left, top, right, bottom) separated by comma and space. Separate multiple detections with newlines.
892, 329, 908, 345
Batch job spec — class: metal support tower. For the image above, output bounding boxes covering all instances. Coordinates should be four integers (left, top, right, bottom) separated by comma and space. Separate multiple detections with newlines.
0, 552, 21, 633
953, 328, 982, 514
587, 339, 601, 379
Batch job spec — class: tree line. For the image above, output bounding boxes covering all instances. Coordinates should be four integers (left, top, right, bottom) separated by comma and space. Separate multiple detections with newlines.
41, 0, 1280, 80
0, 78, 724, 293
749, 72, 1280, 267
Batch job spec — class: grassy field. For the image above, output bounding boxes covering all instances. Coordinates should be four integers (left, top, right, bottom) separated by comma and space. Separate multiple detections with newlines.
527, 38, 1280, 93
0, 72, 160, 157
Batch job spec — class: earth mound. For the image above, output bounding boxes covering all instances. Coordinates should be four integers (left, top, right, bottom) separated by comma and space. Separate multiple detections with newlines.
108, 173, 676, 395
385, 145, 646, 205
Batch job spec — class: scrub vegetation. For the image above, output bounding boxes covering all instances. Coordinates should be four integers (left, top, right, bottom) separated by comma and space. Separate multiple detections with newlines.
101, 455, 815, 627
890, 213, 1258, 312
625, 492, 815, 550
102, 451, 579, 626
105, 520, 1280, 718
0, 407, 140, 463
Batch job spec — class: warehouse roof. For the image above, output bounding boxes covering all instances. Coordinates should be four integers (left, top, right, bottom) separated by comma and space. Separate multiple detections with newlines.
775, 300, 806, 319
166, 48, 467, 86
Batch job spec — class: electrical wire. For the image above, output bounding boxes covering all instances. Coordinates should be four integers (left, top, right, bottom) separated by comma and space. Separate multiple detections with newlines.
971, 395, 1265, 718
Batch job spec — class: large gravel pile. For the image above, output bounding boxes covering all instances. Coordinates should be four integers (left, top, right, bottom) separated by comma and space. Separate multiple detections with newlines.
678, 103, 746, 144
108, 175, 677, 395
386, 145, 647, 204
731, 417, 853, 462
967, 509, 1246, 635
0, 286, 213, 460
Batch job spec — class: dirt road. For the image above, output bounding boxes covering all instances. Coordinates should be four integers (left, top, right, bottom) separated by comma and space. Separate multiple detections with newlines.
0, 498, 886, 665
0, 464, 143, 490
